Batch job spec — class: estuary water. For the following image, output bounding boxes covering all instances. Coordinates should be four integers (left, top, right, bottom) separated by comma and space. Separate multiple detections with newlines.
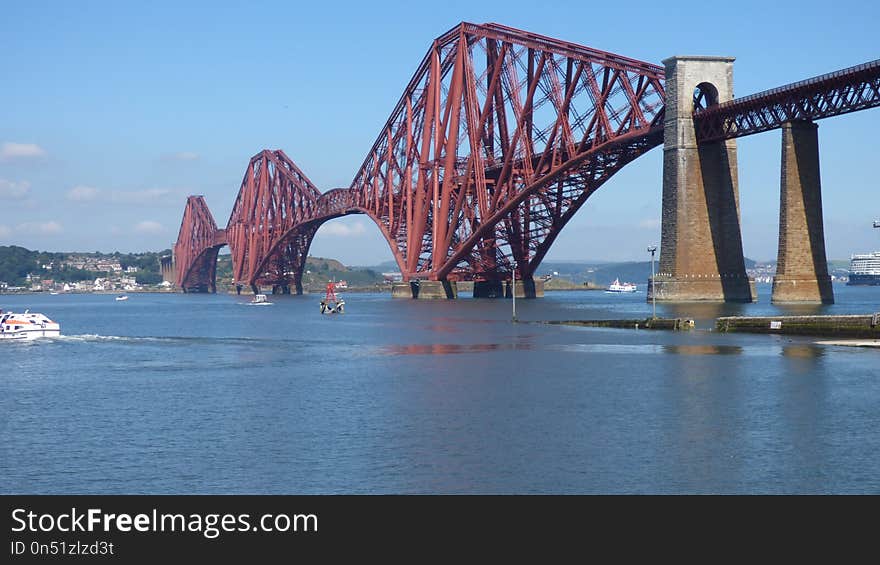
1, 284, 878, 494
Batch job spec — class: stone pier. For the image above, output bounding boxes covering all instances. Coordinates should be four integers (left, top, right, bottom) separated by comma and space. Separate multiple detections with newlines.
473, 279, 544, 298
391, 280, 458, 299
473, 281, 505, 298
505, 278, 544, 298
771, 120, 833, 304
159, 254, 175, 284
650, 55, 755, 302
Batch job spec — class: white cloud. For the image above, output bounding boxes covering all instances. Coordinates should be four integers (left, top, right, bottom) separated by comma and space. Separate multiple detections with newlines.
133, 220, 166, 234
638, 218, 661, 229
111, 188, 176, 204
0, 179, 31, 200
164, 151, 200, 161
67, 185, 100, 201
320, 222, 367, 237
1, 142, 46, 160
17, 221, 63, 235
0, 225, 10, 237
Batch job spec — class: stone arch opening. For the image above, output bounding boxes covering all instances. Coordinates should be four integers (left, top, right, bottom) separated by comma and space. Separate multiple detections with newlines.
693, 82, 720, 112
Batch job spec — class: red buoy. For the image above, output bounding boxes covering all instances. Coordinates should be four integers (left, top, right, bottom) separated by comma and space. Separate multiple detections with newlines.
324, 281, 337, 303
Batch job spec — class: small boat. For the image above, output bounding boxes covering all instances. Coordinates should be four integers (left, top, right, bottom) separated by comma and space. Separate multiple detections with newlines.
49, 291, 59, 295
250, 293, 272, 305
319, 281, 345, 314
0, 309, 61, 340
606, 278, 638, 293
115, 295, 129, 301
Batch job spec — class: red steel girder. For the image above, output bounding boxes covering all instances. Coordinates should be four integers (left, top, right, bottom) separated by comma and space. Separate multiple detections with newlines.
175, 22, 667, 289
226, 149, 324, 287
223, 149, 405, 289
174, 196, 227, 292
345, 22, 666, 281
695, 59, 880, 142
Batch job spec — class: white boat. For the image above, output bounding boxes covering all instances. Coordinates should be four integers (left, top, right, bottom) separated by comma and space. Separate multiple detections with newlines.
250, 293, 272, 305
848, 221, 880, 285
606, 278, 638, 293
0, 309, 61, 340
115, 295, 129, 301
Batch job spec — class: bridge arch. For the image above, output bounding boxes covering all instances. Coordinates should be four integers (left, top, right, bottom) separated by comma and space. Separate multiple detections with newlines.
174, 195, 227, 293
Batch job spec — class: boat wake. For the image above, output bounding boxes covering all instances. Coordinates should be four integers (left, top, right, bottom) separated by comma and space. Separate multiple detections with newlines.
50, 334, 177, 344
47, 334, 314, 346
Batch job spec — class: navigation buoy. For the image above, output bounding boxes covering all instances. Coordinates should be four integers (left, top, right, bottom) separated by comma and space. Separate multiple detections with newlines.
320, 281, 345, 315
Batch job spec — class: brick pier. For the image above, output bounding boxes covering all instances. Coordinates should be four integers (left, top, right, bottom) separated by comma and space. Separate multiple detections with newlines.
770, 120, 833, 304
650, 56, 755, 303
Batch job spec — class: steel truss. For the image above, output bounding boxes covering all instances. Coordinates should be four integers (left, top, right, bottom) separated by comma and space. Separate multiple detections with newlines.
177, 22, 668, 288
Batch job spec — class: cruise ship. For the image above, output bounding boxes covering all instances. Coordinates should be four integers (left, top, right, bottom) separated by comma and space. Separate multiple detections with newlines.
847, 221, 880, 286
848, 251, 880, 285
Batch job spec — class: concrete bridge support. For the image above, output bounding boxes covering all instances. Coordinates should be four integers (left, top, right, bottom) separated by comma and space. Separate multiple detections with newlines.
473, 279, 545, 298
651, 56, 755, 302
771, 121, 834, 304
391, 280, 458, 299
159, 254, 175, 285
505, 278, 544, 298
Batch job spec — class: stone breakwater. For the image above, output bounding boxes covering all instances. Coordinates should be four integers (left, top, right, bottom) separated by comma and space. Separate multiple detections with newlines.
716, 314, 880, 338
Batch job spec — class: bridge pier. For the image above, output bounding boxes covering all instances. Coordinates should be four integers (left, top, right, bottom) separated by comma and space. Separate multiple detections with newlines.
651, 55, 755, 303
251, 284, 260, 295
472, 279, 544, 298
473, 281, 504, 298
506, 278, 544, 298
159, 254, 175, 285
183, 283, 214, 293
391, 280, 458, 299
771, 121, 833, 304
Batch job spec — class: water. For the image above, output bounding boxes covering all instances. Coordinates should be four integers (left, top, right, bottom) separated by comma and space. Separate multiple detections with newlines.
1, 284, 878, 494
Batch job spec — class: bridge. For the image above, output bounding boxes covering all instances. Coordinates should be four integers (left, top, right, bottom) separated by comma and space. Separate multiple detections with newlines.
172, 22, 880, 303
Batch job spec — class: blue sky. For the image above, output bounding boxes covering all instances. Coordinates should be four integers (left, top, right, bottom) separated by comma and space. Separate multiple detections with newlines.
1, 0, 878, 265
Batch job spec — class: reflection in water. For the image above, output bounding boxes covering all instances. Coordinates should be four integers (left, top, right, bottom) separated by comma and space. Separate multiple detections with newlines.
382, 343, 533, 355
781, 344, 826, 376
663, 344, 743, 356
659, 302, 748, 329
782, 344, 825, 359
425, 322, 461, 334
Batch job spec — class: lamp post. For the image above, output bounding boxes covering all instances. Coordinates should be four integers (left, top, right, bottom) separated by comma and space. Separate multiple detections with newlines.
647, 246, 657, 319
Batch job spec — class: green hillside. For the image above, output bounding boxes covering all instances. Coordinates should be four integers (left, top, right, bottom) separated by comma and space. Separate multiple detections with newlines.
215, 254, 386, 292
0, 246, 168, 287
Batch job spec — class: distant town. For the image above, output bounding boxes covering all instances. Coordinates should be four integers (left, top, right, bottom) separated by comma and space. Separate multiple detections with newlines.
0, 244, 857, 294
0, 246, 170, 293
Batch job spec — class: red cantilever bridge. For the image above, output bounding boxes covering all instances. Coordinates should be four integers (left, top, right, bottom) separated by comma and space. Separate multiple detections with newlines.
173, 22, 880, 297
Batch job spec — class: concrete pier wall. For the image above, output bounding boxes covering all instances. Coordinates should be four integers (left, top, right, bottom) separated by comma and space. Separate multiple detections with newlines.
473, 279, 545, 298
391, 280, 458, 299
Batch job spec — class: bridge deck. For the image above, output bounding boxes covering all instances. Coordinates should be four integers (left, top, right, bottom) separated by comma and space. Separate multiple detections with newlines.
695, 59, 880, 141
